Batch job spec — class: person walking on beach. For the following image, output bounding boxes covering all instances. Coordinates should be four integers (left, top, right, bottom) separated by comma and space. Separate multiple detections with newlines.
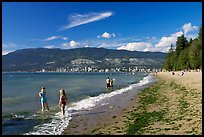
106, 77, 111, 88
58, 89, 67, 116
38, 87, 49, 112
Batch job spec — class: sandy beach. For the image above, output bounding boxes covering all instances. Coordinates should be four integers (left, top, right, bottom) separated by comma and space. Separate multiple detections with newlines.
62, 71, 202, 135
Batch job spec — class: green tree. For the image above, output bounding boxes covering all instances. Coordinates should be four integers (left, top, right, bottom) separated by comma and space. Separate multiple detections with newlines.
169, 53, 176, 70
175, 34, 188, 55
177, 47, 190, 70
189, 25, 202, 69
198, 25, 202, 42
189, 40, 201, 69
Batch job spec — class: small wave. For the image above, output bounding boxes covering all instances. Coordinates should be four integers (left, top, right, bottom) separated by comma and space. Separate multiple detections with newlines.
3, 112, 31, 120
136, 75, 156, 86
24, 75, 156, 135
24, 111, 72, 135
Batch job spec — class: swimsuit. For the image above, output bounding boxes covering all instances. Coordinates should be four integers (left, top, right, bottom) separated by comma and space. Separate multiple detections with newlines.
106, 79, 111, 87
60, 95, 66, 105
40, 92, 47, 103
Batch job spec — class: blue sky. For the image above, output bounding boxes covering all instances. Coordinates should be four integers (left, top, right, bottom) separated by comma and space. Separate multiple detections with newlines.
2, 2, 202, 55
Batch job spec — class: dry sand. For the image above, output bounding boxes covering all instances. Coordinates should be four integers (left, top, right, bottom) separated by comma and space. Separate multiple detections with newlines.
150, 71, 202, 135
62, 71, 202, 135
157, 71, 202, 92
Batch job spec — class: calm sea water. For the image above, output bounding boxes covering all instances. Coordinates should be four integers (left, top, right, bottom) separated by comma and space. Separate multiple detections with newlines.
2, 72, 154, 135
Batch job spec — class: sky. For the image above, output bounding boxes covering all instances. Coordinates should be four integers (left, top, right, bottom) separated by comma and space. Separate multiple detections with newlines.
2, 2, 202, 55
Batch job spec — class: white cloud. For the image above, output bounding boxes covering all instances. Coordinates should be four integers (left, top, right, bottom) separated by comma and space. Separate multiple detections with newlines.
116, 31, 184, 53
116, 41, 172, 53
70, 40, 78, 47
2, 50, 13, 55
60, 11, 113, 30
63, 40, 80, 47
44, 45, 55, 49
101, 32, 111, 38
97, 32, 116, 38
117, 42, 153, 52
182, 23, 198, 35
155, 31, 183, 48
182, 23, 199, 41
43, 36, 68, 41
44, 36, 61, 41
98, 42, 127, 49
2, 42, 19, 55
116, 22, 198, 53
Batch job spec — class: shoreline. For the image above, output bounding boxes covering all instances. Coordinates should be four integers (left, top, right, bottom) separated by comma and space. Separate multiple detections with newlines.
62, 77, 156, 135
62, 71, 202, 135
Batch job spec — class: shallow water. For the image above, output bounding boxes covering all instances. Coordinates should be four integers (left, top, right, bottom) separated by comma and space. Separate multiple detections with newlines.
2, 72, 150, 135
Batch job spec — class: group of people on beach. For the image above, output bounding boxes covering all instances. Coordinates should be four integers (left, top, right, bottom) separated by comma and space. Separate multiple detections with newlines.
171, 71, 184, 76
38, 87, 67, 116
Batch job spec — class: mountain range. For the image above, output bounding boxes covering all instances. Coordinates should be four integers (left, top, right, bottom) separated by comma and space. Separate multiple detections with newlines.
2, 47, 167, 72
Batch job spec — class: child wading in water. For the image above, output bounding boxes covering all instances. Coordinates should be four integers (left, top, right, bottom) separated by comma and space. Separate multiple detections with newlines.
59, 89, 67, 116
38, 87, 49, 112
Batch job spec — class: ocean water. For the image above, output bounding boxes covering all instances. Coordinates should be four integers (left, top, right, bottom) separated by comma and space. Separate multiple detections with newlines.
2, 72, 156, 135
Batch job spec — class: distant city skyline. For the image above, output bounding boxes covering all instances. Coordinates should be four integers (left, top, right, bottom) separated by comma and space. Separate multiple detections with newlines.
2, 2, 202, 55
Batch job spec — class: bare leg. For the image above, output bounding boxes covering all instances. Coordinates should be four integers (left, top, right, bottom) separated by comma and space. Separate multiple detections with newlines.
41, 102, 45, 112
45, 102, 49, 110
61, 105, 65, 115
63, 105, 65, 115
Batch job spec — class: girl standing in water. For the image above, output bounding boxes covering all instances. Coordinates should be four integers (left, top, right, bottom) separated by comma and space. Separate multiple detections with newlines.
58, 89, 67, 116
38, 87, 49, 112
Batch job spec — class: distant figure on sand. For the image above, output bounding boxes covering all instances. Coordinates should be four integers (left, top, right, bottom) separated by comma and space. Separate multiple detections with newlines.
155, 71, 157, 76
106, 77, 111, 88
59, 89, 67, 116
180, 71, 184, 76
38, 87, 49, 112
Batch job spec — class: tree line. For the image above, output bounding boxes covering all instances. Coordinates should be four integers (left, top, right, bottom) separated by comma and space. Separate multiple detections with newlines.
163, 25, 202, 71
